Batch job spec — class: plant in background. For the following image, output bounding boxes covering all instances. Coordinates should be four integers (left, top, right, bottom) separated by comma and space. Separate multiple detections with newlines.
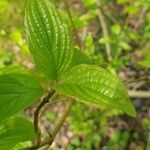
0, 0, 136, 149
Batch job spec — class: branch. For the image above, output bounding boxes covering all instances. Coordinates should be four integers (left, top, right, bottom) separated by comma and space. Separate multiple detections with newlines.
50, 99, 74, 138
132, 7, 147, 31
128, 90, 150, 98
96, 1, 112, 62
34, 90, 56, 144
146, 132, 150, 150
100, 6, 118, 24
23, 99, 74, 150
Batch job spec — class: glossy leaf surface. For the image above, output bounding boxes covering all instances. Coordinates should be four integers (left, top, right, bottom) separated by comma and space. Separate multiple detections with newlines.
0, 73, 43, 122
0, 117, 36, 150
55, 64, 136, 117
25, 0, 73, 80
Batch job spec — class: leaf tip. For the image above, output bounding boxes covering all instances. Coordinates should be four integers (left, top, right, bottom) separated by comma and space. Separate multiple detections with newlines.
125, 101, 136, 117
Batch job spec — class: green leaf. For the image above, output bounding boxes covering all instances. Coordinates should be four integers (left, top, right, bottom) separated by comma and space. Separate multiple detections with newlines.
0, 66, 29, 75
137, 50, 150, 68
0, 117, 36, 150
117, 0, 130, 4
12, 141, 32, 150
138, 60, 150, 68
0, 0, 8, 14
71, 48, 92, 67
83, 0, 96, 9
25, 0, 73, 80
55, 64, 136, 117
111, 24, 121, 35
84, 34, 95, 56
0, 73, 43, 122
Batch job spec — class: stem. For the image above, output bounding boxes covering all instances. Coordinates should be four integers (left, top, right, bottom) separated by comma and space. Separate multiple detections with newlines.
146, 132, 150, 150
100, 6, 118, 24
132, 7, 147, 31
51, 99, 73, 137
64, 0, 81, 49
23, 99, 74, 150
128, 90, 150, 98
34, 90, 56, 144
97, 1, 112, 62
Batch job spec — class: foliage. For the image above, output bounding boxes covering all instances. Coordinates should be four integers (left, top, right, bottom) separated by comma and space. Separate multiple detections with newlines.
0, 117, 36, 150
55, 64, 135, 116
0, 0, 149, 149
0, 72, 43, 122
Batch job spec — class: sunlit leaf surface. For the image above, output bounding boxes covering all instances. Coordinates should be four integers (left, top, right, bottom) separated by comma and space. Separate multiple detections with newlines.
25, 0, 73, 80
55, 64, 136, 117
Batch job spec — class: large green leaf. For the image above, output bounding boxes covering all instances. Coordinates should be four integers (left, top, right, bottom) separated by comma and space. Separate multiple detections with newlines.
0, 73, 43, 122
0, 117, 36, 150
55, 64, 136, 117
25, 0, 73, 80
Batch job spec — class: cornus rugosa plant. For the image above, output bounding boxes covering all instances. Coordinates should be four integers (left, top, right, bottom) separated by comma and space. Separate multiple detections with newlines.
0, 0, 136, 149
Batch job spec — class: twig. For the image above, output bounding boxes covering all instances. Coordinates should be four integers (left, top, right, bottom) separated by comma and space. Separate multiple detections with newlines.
22, 99, 74, 150
100, 7, 118, 24
96, 1, 112, 62
127, 76, 150, 84
146, 132, 150, 150
50, 99, 73, 137
64, 0, 81, 49
128, 90, 150, 98
132, 7, 147, 31
34, 90, 56, 144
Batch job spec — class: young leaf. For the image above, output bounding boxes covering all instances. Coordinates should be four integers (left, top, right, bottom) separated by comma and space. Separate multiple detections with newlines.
25, 0, 73, 80
0, 117, 36, 150
55, 64, 136, 117
0, 73, 43, 122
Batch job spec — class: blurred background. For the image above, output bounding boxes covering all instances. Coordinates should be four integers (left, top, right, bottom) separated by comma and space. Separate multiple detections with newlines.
0, 0, 150, 149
